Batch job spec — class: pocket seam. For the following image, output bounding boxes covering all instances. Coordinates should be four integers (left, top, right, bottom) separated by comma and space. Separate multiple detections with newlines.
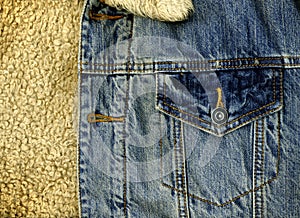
161, 111, 281, 207
157, 69, 283, 136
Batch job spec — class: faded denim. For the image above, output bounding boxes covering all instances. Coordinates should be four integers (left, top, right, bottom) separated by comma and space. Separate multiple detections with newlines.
78, 0, 300, 217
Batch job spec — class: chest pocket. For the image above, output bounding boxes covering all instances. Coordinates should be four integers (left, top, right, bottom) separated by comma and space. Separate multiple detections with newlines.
156, 68, 283, 206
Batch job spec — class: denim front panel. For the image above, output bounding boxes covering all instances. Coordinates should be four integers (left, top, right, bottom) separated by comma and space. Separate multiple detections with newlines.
133, 0, 300, 60
79, 73, 181, 217
79, 0, 300, 217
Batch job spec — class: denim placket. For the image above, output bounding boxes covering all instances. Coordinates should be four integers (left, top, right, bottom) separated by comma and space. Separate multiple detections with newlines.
173, 121, 189, 217
78, 1, 134, 217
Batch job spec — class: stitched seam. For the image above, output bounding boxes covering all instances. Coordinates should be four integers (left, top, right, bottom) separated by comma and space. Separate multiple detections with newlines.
160, 70, 276, 126
80, 56, 299, 66
159, 76, 171, 187
160, 70, 283, 206
158, 69, 282, 133
78, 28, 84, 217
80, 55, 300, 66
158, 74, 164, 184
190, 113, 280, 207
213, 56, 299, 63
215, 63, 296, 69
252, 121, 256, 217
180, 123, 188, 217
254, 120, 259, 216
174, 121, 181, 217
261, 119, 265, 218
158, 76, 170, 188
158, 108, 211, 133
279, 69, 283, 105
215, 57, 283, 62
177, 123, 187, 218
229, 102, 276, 126
162, 182, 176, 190
160, 120, 187, 217
80, 63, 300, 74
163, 74, 166, 103
162, 102, 210, 124
159, 113, 163, 182
254, 119, 265, 217
276, 112, 281, 177
163, 176, 279, 207
122, 78, 129, 217
161, 113, 282, 207
162, 99, 276, 127
273, 70, 276, 102
158, 104, 282, 136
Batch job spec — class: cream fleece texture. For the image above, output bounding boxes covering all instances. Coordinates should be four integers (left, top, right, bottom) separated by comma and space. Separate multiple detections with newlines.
0, 0, 83, 217
103, 0, 194, 22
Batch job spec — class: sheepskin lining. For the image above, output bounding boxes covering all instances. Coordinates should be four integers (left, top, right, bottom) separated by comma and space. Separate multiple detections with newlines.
0, 0, 82, 216
103, 0, 194, 21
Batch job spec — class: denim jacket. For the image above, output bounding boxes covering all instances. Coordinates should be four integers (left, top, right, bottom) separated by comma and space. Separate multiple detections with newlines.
78, 0, 300, 217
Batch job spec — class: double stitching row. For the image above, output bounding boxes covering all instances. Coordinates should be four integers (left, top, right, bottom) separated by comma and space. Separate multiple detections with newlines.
158, 101, 282, 137
160, 118, 189, 216
80, 55, 300, 74
173, 120, 181, 216
80, 55, 300, 66
80, 64, 298, 74
253, 119, 265, 218
161, 111, 281, 208
180, 123, 189, 217
175, 122, 189, 217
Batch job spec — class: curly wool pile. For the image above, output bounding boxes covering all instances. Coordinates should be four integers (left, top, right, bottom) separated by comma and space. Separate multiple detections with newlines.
0, 1, 83, 217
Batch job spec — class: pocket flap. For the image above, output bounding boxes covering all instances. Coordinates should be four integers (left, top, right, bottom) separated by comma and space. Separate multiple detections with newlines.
156, 68, 283, 136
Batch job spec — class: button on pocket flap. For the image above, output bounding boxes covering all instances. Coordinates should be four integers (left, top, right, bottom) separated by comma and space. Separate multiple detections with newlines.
156, 68, 283, 136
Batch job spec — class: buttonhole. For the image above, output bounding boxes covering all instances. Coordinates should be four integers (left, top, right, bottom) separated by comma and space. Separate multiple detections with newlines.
89, 10, 124, 21
88, 113, 125, 123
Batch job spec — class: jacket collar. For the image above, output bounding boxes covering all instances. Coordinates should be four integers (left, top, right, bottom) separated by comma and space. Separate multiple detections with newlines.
102, 0, 194, 22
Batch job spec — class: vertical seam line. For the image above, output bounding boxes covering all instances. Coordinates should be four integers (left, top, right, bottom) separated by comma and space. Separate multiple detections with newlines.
122, 13, 134, 218
180, 123, 189, 217
261, 119, 265, 218
174, 120, 181, 217
276, 112, 281, 177
253, 120, 259, 218
122, 79, 129, 218
78, 1, 89, 217
159, 112, 163, 182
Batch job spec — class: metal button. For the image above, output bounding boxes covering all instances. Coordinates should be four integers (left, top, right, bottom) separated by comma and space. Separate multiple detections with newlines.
211, 107, 228, 125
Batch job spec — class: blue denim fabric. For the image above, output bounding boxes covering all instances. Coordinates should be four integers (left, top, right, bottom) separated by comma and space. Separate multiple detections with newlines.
78, 0, 300, 217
